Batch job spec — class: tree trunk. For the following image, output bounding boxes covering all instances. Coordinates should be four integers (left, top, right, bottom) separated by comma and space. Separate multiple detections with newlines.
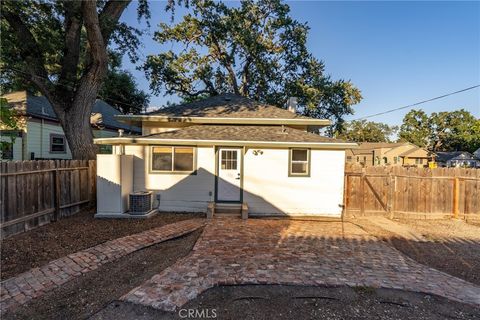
62, 107, 97, 160
50, 97, 97, 160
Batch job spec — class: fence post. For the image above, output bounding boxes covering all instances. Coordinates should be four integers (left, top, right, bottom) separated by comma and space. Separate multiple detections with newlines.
343, 172, 349, 216
360, 169, 365, 216
453, 177, 459, 219
388, 173, 395, 219
53, 169, 61, 221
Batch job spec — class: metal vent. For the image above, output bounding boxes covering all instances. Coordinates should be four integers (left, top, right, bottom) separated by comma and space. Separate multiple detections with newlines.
129, 191, 152, 215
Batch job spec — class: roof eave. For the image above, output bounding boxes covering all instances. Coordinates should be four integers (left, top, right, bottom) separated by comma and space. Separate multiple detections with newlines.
94, 137, 357, 149
114, 115, 331, 126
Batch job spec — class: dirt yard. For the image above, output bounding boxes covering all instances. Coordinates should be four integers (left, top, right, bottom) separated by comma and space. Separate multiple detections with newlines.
1, 209, 201, 279
354, 218, 480, 286
3, 229, 203, 320
91, 285, 480, 320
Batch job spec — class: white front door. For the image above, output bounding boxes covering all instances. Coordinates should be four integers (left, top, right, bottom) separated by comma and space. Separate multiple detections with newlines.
217, 148, 242, 202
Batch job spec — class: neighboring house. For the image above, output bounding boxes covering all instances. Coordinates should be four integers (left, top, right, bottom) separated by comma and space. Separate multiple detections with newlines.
94, 94, 357, 217
474, 148, 480, 160
435, 151, 480, 168
345, 142, 434, 167
0, 91, 141, 160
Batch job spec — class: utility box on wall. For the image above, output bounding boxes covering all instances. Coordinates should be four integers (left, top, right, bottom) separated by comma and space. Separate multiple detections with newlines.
95, 154, 133, 217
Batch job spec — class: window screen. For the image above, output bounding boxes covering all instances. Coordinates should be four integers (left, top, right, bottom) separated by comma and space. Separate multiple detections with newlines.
50, 135, 66, 153
290, 149, 309, 176
152, 146, 194, 172
174, 147, 194, 171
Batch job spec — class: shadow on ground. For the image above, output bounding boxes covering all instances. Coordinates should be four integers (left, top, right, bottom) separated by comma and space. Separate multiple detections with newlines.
91, 285, 480, 320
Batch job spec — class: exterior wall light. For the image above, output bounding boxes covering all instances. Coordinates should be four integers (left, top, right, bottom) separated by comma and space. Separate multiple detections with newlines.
252, 150, 263, 156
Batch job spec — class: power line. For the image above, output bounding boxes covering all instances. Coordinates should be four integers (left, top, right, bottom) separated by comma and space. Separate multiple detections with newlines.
352, 85, 480, 121
4, 66, 480, 119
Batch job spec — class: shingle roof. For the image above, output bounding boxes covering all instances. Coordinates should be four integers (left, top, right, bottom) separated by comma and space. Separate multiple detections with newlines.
435, 151, 476, 162
25, 94, 141, 133
356, 142, 408, 149
398, 147, 431, 157
141, 125, 347, 144
148, 94, 311, 119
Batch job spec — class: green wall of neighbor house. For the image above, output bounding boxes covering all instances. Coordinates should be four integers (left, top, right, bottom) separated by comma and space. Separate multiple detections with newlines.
1, 120, 119, 160
26, 121, 72, 160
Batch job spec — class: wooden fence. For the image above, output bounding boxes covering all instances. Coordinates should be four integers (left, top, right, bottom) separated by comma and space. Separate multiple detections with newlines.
1, 160, 96, 238
344, 164, 480, 221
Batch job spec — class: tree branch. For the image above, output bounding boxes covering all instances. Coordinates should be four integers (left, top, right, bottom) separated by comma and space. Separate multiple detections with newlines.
57, 1, 83, 99
1, 8, 52, 90
240, 56, 253, 95
82, 0, 109, 84
211, 36, 239, 94
99, 0, 132, 41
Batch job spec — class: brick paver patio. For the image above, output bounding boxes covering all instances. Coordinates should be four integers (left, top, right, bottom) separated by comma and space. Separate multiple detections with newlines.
122, 217, 480, 311
0, 218, 205, 314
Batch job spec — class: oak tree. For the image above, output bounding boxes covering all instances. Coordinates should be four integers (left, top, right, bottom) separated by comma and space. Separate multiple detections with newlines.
399, 109, 480, 153
337, 120, 397, 143
143, 0, 362, 133
1, 0, 153, 159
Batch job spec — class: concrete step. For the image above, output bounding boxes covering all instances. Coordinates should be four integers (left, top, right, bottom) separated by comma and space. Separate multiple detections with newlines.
215, 203, 242, 214
207, 202, 248, 219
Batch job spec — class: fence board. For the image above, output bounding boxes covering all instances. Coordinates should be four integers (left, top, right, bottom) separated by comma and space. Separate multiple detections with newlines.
345, 164, 480, 219
1, 160, 96, 238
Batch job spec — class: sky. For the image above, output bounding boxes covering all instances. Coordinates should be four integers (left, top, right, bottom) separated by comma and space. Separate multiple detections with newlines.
119, 1, 480, 126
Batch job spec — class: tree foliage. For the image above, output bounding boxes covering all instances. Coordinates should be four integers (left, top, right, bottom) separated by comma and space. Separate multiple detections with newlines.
99, 54, 150, 114
337, 120, 397, 143
144, 0, 362, 132
0, 98, 22, 158
398, 110, 430, 148
399, 109, 480, 153
0, 0, 154, 159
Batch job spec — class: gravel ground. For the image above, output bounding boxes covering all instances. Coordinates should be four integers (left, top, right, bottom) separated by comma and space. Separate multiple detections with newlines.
353, 218, 480, 286
91, 285, 480, 320
1, 209, 201, 279
395, 219, 480, 241
3, 229, 203, 320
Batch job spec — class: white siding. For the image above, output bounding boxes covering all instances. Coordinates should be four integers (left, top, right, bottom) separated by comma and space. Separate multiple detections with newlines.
123, 145, 215, 212
26, 121, 72, 159
119, 144, 345, 216
96, 154, 133, 214
243, 148, 345, 216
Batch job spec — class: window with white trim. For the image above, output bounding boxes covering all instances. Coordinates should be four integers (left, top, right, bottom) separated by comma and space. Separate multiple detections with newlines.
289, 148, 310, 176
50, 134, 66, 153
151, 146, 194, 172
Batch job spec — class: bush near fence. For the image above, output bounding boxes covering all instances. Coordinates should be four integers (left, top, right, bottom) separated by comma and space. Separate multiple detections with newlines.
0, 160, 96, 238
344, 163, 480, 222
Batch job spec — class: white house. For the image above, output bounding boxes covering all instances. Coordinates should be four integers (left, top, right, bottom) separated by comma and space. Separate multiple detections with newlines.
435, 151, 480, 168
1, 91, 141, 160
94, 94, 357, 218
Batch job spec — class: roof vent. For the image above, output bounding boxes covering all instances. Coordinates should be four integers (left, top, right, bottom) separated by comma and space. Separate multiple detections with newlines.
41, 106, 48, 115
224, 96, 232, 101
287, 97, 298, 113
